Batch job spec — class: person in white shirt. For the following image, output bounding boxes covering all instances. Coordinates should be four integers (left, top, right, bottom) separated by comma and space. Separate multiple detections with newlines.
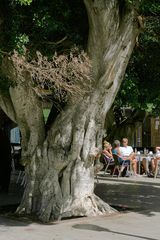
119, 138, 137, 175
151, 146, 160, 173
142, 146, 160, 176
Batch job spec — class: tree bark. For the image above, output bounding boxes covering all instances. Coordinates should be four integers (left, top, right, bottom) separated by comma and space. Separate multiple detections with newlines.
0, 0, 141, 222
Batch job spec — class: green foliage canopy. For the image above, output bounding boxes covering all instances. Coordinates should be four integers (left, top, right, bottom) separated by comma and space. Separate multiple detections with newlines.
0, 0, 88, 55
115, 0, 160, 115
0, 0, 159, 115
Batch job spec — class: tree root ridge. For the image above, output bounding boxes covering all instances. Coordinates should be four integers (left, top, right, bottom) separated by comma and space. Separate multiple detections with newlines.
60, 194, 116, 219
15, 191, 116, 223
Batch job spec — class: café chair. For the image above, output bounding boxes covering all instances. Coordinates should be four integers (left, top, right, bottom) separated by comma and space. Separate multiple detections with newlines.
112, 154, 129, 177
102, 154, 115, 176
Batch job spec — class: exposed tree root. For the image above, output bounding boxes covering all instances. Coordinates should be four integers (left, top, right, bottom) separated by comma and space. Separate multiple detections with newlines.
60, 194, 116, 219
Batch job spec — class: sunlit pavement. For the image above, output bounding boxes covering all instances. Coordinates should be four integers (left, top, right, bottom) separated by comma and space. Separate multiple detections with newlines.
0, 174, 160, 240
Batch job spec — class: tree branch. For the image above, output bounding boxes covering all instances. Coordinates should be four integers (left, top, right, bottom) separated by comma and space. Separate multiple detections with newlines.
0, 92, 17, 123
83, 0, 141, 137
43, 36, 67, 45
1, 56, 46, 165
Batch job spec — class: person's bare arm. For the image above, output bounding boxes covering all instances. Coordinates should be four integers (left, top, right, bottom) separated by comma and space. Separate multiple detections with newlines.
129, 152, 136, 160
116, 149, 125, 159
103, 150, 112, 158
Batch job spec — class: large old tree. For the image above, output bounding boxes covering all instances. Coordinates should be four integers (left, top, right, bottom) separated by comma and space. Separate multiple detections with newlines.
0, 0, 143, 222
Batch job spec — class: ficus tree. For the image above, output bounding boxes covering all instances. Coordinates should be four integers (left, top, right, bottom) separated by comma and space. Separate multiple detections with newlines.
0, 0, 144, 222
106, 0, 160, 141
115, 0, 160, 115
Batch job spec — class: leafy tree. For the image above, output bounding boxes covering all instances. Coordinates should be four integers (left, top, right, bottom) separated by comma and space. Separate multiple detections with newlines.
115, 0, 160, 116
0, 0, 148, 222
0, 0, 88, 55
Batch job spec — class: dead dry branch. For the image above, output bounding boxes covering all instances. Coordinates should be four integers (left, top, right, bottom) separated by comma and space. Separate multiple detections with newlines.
9, 47, 92, 104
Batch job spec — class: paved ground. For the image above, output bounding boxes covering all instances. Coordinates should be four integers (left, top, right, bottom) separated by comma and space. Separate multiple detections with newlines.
0, 173, 160, 240
95, 174, 160, 213
0, 211, 160, 240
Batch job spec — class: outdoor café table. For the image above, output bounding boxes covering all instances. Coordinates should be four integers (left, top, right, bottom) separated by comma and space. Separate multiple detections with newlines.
136, 152, 155, 174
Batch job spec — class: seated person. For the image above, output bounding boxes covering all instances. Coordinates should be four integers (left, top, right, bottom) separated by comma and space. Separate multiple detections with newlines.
112, 139, 130, 176
101, 140, 115, 174
112, 140, 121, 155
142, 147, 160, 176
102, 141, 114, 161
151, 146, 160, 174
112, 139, 130, 164
141, 149, 154, 176
119, 138, 138, 176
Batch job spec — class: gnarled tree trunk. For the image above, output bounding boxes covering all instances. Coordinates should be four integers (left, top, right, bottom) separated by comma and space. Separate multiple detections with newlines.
0, 0, 141, 222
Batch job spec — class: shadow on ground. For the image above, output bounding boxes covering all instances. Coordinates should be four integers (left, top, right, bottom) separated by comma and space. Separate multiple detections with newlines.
1, 172, 160, 228
72, 224, 159, 240
94, 177, 160, 217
